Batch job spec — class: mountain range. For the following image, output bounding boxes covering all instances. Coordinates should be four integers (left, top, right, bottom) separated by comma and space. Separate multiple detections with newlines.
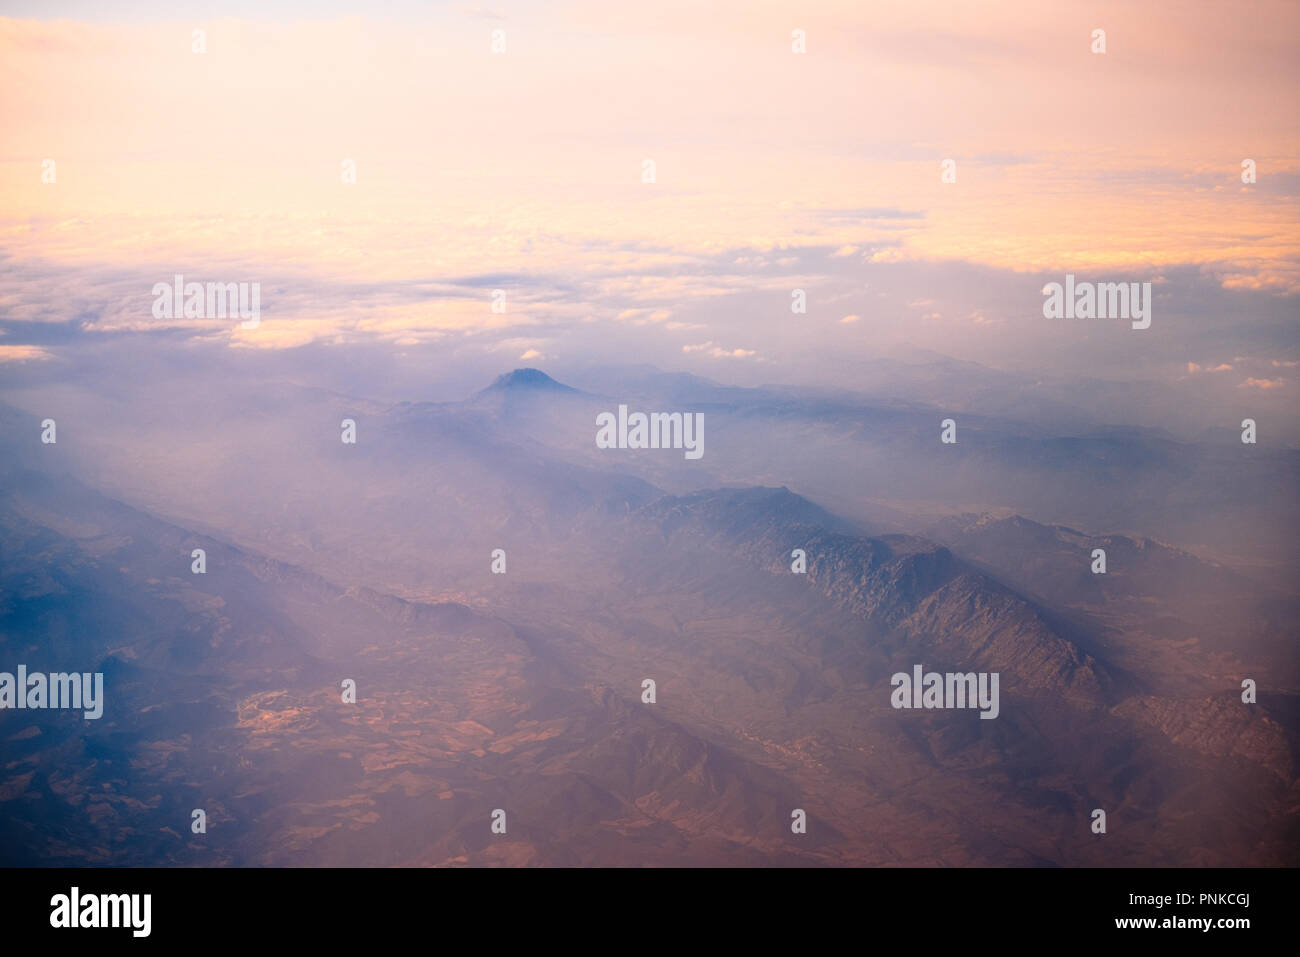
0, 368, 1294, 865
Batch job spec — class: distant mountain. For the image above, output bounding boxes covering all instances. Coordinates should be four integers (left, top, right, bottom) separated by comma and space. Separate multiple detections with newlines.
1114, 693, 1294, 783
462, 368, 600, 436
926, 512, 1278, 605
638, 486, 860, 538
636, 486, 1113, 707
446, 368, 1300, 572
474, 368, 583, 401
926, 512, 1298, 684
492, 368, 579, 392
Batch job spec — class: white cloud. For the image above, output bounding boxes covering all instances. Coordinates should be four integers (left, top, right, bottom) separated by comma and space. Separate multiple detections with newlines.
0, 345, 53, 362
683, 341, 757, 359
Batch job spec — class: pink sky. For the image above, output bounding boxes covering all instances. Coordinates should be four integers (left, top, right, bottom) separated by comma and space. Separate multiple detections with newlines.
0, 0, 1297, 357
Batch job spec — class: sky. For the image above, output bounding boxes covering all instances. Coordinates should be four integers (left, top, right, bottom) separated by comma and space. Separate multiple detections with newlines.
0, 0, 1297, 426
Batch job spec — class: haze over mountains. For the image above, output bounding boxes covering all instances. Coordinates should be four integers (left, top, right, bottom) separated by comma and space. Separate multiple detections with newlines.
0, 365, 1294, 866
1, 0, 1296, 877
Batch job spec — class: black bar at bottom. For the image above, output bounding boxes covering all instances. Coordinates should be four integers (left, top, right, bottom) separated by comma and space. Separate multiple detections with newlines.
0, 867, 1281, 944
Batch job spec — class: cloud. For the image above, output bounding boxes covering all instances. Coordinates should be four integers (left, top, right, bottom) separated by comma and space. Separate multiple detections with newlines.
0, 4, 1294, 298
1240, 377, 1284, 389
0, 344, 53, 362
840, 315, 861, 324
682, 341, 757, 359
616, 307, 674, 325
814, 206, 926, 224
